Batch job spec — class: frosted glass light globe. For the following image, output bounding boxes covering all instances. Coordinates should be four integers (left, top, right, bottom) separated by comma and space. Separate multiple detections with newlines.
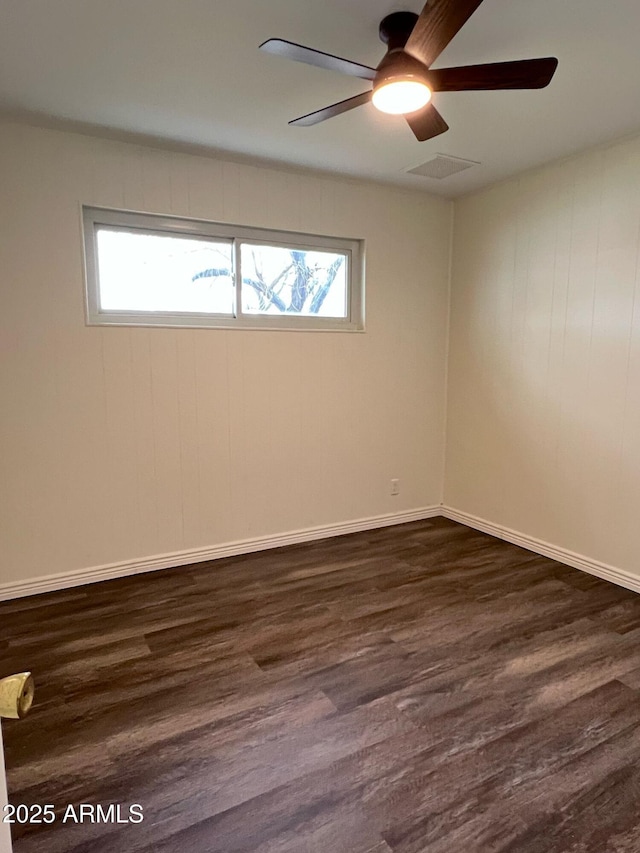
372, 79, 432, 115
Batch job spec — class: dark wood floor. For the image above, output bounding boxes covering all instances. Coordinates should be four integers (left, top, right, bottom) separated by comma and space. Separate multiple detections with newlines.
3, 518, 640, 852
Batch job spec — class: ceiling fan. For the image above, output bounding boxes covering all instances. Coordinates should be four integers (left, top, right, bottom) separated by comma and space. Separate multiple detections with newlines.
259, 0, 558, 141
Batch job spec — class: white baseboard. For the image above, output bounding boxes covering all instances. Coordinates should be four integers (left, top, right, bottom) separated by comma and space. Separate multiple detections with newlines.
442, 506, 640, 595
0, 506, 441, 602
4, 504, 638, 603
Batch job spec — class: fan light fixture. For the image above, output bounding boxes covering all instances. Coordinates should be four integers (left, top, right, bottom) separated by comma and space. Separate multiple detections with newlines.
372, 75, 432, 115
260, 5, 559, 141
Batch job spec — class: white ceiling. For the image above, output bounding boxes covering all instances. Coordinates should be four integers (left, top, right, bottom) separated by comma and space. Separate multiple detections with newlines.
1, 0, 640, 197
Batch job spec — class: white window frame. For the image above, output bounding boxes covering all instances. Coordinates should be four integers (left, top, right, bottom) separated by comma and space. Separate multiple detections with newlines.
82, 206, 364, 331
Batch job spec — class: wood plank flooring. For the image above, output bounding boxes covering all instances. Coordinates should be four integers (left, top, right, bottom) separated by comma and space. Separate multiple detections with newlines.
3, 518, 640, 852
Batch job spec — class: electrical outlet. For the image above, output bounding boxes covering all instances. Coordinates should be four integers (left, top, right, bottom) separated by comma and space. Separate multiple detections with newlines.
391, 478, 400, 496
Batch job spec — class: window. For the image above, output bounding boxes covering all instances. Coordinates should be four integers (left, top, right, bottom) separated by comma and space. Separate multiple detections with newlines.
82, 207, 364, 331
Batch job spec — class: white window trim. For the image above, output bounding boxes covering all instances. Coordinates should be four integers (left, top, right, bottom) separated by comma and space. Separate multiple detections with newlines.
82, 206, 365, 332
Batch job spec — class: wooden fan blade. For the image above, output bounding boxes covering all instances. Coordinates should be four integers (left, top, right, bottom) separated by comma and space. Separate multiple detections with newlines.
289, 92, 372, 127
405, 0, 485, 68
429, 57, 559, 91
260, 39, 376, 81
405, 104, 449, 142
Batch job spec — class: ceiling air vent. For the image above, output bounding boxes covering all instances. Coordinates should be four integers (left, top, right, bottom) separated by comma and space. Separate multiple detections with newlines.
406, 154, 480, 180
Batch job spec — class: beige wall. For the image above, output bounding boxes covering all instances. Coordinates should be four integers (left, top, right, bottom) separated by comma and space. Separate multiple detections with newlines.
0, 121, 452, 587
8, 118, 638, 593
446, 133, 640, 576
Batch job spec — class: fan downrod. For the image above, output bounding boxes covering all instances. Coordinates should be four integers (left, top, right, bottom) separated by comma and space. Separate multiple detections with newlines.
378, 12, 419, 51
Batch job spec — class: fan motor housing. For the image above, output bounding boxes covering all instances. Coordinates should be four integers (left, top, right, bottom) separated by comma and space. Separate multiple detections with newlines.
374, 49, 429, 88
